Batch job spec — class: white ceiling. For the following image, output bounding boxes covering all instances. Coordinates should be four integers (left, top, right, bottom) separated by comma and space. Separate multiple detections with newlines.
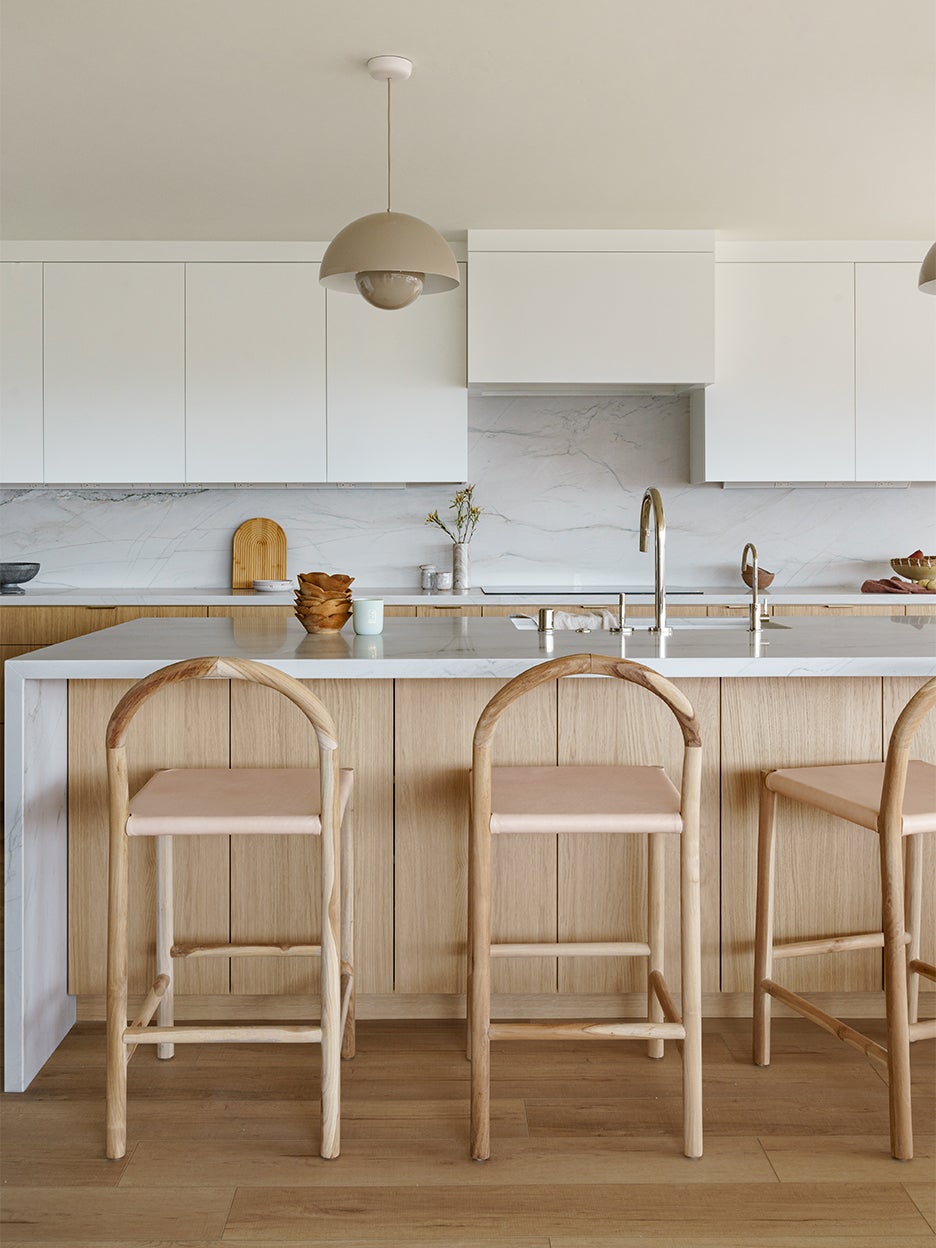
1, 0, 934, 242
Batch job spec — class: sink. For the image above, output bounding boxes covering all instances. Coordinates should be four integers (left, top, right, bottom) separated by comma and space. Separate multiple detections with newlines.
510, 614, 790, 631
662, 617, 790, 630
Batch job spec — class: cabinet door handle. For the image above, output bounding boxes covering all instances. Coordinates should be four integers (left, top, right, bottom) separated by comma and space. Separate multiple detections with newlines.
87, 606, 117, 611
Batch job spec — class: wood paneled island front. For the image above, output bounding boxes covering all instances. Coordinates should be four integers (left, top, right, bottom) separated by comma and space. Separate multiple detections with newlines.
5, 613, 935, 1089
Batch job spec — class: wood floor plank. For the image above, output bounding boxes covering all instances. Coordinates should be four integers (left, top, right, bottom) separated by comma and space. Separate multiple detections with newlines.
905, 1182, 936, 1234
0, 1097, 527, 1148
549, 1239, 936, 1248
222, 1182, 929, 1242
118, 1135, 775, 1189
0, 1147, 133, 1188
0, 1242, 550, 1248
759, 1134, 935, 1181
0, 1186, 235, 1243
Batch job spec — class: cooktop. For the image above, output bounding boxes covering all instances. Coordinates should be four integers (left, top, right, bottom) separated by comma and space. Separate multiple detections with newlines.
480, 585, 703, 595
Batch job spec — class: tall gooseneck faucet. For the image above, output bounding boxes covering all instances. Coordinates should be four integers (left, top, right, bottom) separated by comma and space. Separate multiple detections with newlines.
741, 541, 763, 633
639, 486, 670, 634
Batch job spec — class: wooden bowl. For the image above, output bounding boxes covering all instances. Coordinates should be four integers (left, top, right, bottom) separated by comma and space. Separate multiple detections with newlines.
298, 572, 354, 592
295, 609, 352, 634
741, 565, 775, 591
890, 557, 936, 583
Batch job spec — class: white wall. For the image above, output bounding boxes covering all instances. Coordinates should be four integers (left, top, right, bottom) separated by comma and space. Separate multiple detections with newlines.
2, 394, 934, 590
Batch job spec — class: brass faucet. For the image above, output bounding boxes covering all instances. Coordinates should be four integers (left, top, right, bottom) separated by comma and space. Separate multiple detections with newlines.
742, 542, 763, 633
639, 487, 670, 634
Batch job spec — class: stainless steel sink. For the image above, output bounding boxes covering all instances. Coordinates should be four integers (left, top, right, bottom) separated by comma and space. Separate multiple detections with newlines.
659, 617, 790, 630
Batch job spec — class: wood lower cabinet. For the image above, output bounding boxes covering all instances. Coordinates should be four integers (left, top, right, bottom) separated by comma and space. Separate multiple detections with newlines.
416, 604, 483, 618
0, 604, 206, 645
62, 671, 936, 1015
770, 604, 911, 617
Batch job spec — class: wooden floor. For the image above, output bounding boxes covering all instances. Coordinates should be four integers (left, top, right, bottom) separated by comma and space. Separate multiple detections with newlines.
1, 1017, 934, 1245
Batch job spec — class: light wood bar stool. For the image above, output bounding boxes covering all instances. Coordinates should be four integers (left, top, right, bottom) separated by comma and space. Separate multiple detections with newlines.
468, 653, 703, 1161
105, 656, 354, 1160
753, 676, 936, 1160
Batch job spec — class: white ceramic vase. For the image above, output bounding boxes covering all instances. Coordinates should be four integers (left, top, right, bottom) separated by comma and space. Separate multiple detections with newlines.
452, 542, 470, 590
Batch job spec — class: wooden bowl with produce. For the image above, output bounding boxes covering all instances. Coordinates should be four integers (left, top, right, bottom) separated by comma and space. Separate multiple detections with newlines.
890, 551, 936, 589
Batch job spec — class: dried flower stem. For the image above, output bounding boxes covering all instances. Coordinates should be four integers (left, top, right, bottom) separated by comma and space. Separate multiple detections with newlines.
425, 484, 482, 544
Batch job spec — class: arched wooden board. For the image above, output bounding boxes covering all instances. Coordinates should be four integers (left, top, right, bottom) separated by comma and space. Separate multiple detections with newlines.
231, 518, 288, 589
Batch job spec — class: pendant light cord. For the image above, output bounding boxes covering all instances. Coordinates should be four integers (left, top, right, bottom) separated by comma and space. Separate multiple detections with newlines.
386, 78, 392, 213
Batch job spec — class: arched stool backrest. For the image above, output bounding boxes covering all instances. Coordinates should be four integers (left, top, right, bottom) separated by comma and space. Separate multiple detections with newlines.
106, 654, 342, 848
472, 652, 702, 812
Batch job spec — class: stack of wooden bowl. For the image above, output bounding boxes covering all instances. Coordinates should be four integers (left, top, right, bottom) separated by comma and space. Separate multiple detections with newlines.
294, 572, 354, 633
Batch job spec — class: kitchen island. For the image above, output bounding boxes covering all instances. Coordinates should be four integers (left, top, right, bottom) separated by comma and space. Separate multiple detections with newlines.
5, 613, 935, 1090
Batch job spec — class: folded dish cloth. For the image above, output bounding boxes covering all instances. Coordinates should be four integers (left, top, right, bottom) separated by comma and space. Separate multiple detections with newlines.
552, 610, 621, 630
860, 577, 935, 594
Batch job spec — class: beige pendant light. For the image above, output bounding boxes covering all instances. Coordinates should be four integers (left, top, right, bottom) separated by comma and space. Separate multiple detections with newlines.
919, 242, 936, 294
320, 55, 459, 310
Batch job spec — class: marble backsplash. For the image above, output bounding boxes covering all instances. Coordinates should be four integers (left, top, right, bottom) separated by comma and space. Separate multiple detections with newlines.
2, 395, 934, 590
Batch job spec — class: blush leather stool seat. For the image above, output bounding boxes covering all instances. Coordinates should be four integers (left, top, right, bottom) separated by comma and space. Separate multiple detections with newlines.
468, 653, 703, 1161
105, 656, 354, 1161
753, 676, 936, 1160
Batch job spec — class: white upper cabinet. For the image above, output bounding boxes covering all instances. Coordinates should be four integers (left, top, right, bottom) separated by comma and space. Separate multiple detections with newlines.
690, 243, 936, 483
855, 262, 936, 482
0, 262, 43, 484
325, 263, 467, 482
467, 230, 714, 393
43, 263, 185, 483
691, 260, 855, 482
185, 263, 326, 483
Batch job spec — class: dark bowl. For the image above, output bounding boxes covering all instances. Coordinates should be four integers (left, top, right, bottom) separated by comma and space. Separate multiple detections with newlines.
0, 562, 40, 589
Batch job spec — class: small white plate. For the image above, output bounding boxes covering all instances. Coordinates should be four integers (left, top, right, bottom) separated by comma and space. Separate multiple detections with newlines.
253, 579, 293, 592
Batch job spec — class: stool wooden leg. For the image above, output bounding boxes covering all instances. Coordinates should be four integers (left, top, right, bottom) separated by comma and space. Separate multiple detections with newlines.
680, 746, 703, 1159
319, 776, 341, 1161
469, 801, 492, 1160
904, 835, 923, 1027
881, 823, 913, 1160
647, 832, 665, 1060
155, 836, 175, 1060
466, 791, 473, 1063
341, 801, 356, 1061
105, 753, 130, 1161
753, 778, 778, 1067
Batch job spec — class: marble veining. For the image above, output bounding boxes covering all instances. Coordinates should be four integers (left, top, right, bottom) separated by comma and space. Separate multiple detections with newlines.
3, 395, 934, 589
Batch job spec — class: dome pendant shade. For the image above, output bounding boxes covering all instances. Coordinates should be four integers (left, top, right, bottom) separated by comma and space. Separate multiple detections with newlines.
919, 242, 936, 294
320, 211, 459, 300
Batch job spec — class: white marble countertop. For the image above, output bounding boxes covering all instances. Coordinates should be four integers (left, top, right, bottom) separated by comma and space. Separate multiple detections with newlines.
8, 613, 936, 680
1, 583, 933, 607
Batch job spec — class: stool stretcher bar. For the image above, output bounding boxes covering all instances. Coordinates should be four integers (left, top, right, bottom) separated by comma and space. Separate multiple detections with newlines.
170, 942, 321, 958
762, 979, 888, 1069
491, 941, 651, 959
771, 931, 907, 960
489, 1020, 686, 1041
124, 1024, 323, 1045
